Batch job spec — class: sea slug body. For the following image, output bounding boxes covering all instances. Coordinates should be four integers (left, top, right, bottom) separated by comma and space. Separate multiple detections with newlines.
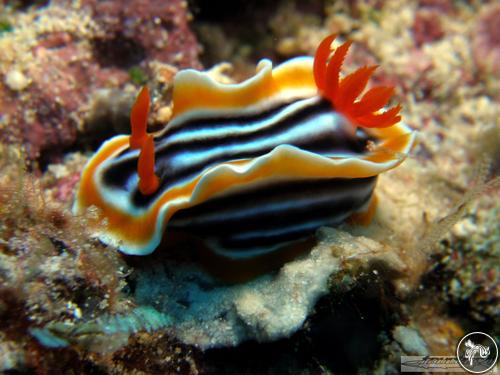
74, 34, 416, 263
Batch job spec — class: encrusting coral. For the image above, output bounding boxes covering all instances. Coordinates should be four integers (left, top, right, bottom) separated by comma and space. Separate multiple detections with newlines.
130, 226, 411, 349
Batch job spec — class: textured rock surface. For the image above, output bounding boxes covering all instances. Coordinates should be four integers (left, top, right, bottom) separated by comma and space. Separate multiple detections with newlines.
393, 326, 429, 356
80, 0, 200, 69
472, 3, 500, 75
134, 227, 406, 349
0, 0, 200, 163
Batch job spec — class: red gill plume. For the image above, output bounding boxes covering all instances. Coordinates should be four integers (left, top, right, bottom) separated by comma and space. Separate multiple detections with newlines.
314, 34, 401, 128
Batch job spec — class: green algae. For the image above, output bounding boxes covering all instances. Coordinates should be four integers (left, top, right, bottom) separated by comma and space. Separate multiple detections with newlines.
128, 66, 148, 85
0, 20, 13, 34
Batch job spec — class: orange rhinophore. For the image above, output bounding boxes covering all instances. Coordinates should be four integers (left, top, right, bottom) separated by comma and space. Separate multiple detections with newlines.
314, 35, 401, 128
130, 86, 150, 150
138, 134, 159, 195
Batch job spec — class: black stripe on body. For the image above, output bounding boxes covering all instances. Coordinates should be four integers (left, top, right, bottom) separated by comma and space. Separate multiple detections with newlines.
164, 97, 304, 133
112, 98, 302, 160
101, 97, 374, 208
168, 176, 376, 257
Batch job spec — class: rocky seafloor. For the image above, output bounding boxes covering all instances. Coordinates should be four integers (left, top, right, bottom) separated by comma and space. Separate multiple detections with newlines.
0, 0, 498, 374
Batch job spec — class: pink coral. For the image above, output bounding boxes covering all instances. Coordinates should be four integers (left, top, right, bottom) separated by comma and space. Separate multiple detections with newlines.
54, 173, 81, 203
81, 0, 201, 69
473, 3, 500, 74
412, 10, 445, 47
418, 0, 455, 14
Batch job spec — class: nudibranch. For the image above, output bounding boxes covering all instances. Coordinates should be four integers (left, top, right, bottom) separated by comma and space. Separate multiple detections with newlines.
74, 34, 416, 261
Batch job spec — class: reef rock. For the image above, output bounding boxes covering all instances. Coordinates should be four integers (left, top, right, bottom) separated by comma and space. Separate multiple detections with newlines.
80, 0, 200, 69
134, 227, 407, 349
0, 0, 200, 163
473, 3, 500, 75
